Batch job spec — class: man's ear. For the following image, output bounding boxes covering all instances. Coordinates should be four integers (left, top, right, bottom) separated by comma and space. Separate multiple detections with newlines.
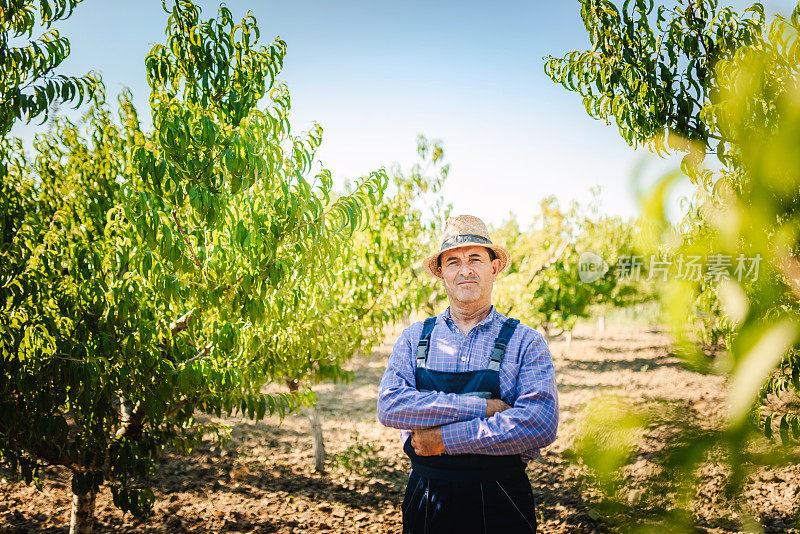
492, 258, 502, 276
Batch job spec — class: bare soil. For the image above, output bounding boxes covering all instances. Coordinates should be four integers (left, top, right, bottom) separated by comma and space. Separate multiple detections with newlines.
2, 323, 800, 533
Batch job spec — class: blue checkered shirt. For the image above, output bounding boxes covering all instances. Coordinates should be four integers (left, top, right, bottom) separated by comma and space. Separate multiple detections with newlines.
377, 306, 558, 460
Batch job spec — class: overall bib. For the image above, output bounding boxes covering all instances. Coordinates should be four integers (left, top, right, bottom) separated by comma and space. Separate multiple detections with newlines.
401, 317, 537, 534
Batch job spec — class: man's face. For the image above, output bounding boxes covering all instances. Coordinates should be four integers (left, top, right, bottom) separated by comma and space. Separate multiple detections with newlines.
438, 245, 502, 309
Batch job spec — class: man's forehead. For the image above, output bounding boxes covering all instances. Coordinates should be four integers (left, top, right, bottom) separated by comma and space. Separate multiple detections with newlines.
441, 246, 491, 261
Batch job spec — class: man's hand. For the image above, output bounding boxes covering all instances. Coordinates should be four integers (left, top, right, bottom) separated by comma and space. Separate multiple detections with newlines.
486, 398, 512, 417
410, 427, 446, 456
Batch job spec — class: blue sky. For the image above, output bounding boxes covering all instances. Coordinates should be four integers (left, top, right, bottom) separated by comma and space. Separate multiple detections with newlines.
12, 0, 799, 226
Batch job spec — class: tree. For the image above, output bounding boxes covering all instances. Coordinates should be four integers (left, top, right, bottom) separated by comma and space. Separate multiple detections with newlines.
492, 196, 640, 338
332, 136, 450, 357
0, 2, 386, 532
282, 135, 450, 472
546, 0, 800, 529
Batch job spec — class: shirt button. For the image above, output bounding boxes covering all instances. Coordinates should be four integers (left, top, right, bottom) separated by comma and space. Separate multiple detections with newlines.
460, 357, 466, 362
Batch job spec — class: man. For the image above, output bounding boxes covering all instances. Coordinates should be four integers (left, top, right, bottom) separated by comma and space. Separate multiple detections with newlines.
377, 214, 559, 534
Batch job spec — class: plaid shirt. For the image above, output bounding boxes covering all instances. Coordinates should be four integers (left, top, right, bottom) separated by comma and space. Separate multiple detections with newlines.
378, 306, 558, 460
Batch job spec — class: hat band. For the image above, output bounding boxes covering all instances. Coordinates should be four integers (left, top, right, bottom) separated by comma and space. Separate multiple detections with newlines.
439, 234, 492, 251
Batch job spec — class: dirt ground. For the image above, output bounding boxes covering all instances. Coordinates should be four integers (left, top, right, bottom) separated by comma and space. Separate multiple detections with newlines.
2, 322, 800, 533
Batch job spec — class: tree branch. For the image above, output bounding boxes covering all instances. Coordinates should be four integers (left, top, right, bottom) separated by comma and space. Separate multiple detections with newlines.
181, 342, 214, 367
33, 442, 80, 472
169, 308, 198, 336
504, 237, 571, 317
165, 399, 192, 419
171, 211, 203, 270
114, 404, 147, 441
524, 236, 571, 290
0, 419, 81, 472
667, 114, 723, 142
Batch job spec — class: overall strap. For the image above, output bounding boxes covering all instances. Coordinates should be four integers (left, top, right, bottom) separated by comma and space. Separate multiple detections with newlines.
415, 317, 437, 369
488, 318, 520, 371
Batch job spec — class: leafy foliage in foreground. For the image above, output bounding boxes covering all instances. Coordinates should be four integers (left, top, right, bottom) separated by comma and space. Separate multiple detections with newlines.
548, 0, 800, 530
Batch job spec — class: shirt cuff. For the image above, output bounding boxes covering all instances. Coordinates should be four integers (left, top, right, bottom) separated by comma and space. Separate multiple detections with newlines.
441, 419, 478, 455
457, 395, 486, 422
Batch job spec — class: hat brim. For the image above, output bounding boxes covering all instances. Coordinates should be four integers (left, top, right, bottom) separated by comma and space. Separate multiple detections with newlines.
423, 242, 511, 279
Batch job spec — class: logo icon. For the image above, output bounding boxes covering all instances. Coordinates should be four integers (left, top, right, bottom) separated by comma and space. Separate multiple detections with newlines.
578, 251, 609, 283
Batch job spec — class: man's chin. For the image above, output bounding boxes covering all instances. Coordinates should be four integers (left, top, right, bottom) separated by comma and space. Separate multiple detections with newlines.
453, 289, 482, 303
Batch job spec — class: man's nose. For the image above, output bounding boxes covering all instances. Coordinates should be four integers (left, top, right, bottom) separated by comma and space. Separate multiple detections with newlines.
458, 263, 475, 276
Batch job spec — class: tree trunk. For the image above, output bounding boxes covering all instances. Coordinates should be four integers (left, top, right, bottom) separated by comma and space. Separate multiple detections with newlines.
307, 403, 326, 473
69, 486, 96, 534
286, 378, 326, 473
120, 396, 133, 423
597, 314, 605, 337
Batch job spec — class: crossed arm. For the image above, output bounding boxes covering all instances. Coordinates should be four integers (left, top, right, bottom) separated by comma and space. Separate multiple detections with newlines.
377, 328, 558, 457
407, 399, 512, 456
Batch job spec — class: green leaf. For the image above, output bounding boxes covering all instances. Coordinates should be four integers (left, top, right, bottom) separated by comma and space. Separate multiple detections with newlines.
780, 414, 791, 444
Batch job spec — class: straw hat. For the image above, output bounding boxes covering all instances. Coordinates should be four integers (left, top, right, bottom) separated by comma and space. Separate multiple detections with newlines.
423, 215, 511, 279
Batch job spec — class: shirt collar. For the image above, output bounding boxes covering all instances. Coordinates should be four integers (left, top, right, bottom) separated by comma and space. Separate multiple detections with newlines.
440, 305, 499, 330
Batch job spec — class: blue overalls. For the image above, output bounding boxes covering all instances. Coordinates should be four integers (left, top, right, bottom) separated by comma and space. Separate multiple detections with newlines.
401, 317, 538, 534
